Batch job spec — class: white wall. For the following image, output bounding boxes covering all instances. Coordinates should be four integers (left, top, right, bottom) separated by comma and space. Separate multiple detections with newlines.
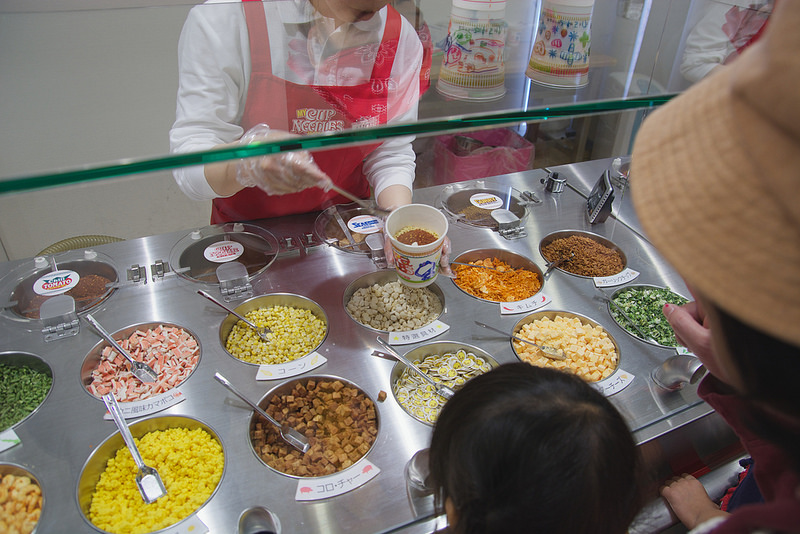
0, 3, 211, 261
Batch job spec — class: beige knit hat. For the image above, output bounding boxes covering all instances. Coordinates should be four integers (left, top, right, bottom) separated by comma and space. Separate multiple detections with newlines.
631, 0, 800, 348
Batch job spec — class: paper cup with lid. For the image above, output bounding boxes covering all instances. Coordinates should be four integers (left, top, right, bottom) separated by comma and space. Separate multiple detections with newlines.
385, 204, 449, 287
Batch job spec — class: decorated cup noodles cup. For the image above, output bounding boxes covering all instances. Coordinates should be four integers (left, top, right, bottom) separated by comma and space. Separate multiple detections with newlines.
385, 205, 449, 287
437, 0, 508, 102
526, 0, 594, 88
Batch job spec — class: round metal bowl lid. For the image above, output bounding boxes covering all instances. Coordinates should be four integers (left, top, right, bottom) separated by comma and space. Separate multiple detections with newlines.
438, 184, 526, 228
314, 202, 385, 255
168, 223, 279, 284
2, 250, 119, 320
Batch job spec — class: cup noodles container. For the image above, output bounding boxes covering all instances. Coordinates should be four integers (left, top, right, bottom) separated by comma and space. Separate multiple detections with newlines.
385, 205, 449, 288
526, 0, 594, 88
437, 0, 508, 101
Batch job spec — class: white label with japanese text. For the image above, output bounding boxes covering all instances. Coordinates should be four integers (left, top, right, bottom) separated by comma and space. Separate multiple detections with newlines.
257, 352, 326, 381
0, 428, 20, 452
103, 390, 186, 420
593, 369, 635, 396
593, 268, 639, 287
203, 240, 244, 263
295, 459, 380, 501
388, 320, 449, 345
500, 292, 552, 315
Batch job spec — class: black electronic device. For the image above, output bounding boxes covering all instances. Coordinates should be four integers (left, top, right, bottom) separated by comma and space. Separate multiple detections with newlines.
587, 170, 615, 224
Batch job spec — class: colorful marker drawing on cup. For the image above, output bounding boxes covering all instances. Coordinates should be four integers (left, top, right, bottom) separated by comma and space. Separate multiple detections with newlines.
395, 226, 440, 282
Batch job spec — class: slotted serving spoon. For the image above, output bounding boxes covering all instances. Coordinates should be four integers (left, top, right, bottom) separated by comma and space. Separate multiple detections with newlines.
198, 290, 270, 341
474, 321, 566, 361
214, 372, 310, 454
376, 337, 455, 400
102, 393, 167, 504
86, 314, 158, 383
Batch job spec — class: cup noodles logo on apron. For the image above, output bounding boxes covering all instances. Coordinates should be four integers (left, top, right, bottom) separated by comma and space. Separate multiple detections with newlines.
204, 240, 245, 263
33, 269, 80, 296
292, 108, 344, 134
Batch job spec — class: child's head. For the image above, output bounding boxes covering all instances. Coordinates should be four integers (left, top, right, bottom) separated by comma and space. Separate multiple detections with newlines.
428, 362, 642, 534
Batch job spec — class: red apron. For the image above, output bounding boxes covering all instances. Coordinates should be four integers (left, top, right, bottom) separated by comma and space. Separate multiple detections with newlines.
211, 1, 402, 223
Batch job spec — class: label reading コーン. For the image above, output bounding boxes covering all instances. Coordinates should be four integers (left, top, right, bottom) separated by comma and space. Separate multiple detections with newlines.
204, 240, 245, 263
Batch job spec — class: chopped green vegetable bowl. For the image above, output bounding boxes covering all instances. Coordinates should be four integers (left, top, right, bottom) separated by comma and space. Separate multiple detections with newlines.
0, 358, 53, 432
609, 285, 689, 347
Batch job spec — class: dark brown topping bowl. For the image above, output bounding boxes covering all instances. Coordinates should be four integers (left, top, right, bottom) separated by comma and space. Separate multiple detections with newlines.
249, 375, 379, 478
539, 230, 627, 278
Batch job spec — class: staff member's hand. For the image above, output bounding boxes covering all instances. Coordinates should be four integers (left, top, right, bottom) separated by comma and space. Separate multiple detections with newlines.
235, 123, 332, 195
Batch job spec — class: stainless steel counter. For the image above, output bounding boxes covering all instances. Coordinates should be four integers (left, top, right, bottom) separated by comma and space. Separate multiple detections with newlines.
0, 160, 740, 534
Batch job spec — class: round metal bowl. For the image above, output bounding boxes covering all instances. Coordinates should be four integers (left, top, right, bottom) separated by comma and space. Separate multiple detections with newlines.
218, 293, 328, 366
168, 222, 280, 284
0, 351, 53, 431
81, 322, 201, 401
5, 256, 118, 320
607, 284, 690, 348
313, 202, 384, 255
450, 248, 544, 303
539, 230, 627, 278
438, 184, 527, 229
342, 270, 445, 333
511, 310, 621, 382
77, 415, 225, 534
248, 375, 379, 478
0, 462, 44, 534
390, 341, 498, 426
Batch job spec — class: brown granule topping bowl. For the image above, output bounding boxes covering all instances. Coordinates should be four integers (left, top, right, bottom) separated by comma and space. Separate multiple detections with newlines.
539, 231, 626, 278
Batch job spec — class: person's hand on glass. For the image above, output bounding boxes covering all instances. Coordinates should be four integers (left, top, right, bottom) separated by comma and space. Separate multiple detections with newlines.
235, 123, 332, 195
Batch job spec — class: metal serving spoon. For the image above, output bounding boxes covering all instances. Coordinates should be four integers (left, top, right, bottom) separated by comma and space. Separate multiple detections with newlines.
474, 321, 566, 361
214, 373, 310, 454
595, 288, 658, 344
86, 314, 158, 383
376, 337, 455, 400
449, 261, 503, 272
543, 252, 574, 277
102, 393, 167, 504
197, 290, 270, 341
325, 183, 391, 215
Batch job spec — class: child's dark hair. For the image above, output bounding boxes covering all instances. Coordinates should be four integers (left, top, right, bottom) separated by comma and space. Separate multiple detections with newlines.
428, 362, 642, 534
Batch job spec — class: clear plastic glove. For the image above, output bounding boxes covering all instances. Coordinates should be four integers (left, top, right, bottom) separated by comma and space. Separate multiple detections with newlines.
235, 123, 332, 195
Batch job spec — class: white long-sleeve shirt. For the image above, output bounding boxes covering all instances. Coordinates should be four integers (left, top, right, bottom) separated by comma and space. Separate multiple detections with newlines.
169, 0, 421, 202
